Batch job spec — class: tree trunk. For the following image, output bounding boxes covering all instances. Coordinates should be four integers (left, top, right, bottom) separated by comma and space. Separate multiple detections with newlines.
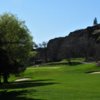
67, 58, 72, 65
0, 74, 1, 84
2, 73, 9, 83
44, 48, 48, 63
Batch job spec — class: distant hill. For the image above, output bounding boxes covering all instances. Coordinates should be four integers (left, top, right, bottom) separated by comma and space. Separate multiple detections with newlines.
47, 24, 100, 61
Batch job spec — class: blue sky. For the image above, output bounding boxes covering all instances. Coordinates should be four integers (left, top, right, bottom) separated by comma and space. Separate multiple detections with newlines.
0, 0, 100, 44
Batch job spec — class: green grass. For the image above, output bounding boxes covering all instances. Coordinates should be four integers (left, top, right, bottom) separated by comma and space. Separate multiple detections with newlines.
1, 62, 100, 100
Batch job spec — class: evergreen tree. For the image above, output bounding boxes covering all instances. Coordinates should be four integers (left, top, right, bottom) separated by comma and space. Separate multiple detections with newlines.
93, 17, 98, 25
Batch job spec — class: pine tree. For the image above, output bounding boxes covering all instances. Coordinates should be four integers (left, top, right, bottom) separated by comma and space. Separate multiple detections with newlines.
93, 17, 98, 26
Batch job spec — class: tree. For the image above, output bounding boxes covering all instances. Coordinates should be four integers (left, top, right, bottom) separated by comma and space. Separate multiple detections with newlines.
0, 13, 34, 83
93, 17, 98, 26
35, 42, 48, 63
41, 41, 48, 62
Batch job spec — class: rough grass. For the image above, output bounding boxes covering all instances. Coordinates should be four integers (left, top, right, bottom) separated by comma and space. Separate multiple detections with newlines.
1, 62, 100, 100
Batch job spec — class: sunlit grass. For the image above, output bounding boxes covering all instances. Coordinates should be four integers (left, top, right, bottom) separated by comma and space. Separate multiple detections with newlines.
1, 62, 100, 100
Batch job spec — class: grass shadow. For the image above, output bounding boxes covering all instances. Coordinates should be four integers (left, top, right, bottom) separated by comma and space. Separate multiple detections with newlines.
0, 79, 56, 100
0, 90, 42, 100
0, 79, 57, 89
43, 61, 82, 66
69, 62, 82, 66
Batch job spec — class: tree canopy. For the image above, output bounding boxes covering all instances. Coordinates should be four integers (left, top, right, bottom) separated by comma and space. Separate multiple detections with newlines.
0, 13, 34, 83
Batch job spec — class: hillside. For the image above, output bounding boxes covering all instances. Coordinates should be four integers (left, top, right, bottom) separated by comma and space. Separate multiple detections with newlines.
47, 24, 100, 61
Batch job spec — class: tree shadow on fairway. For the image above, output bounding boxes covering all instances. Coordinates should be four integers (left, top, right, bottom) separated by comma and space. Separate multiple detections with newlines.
0, 79, 57, 89
45, 61, 82, 66
0, 79, 56, 100
0, 90, 42, 100
68, 62, 82, 66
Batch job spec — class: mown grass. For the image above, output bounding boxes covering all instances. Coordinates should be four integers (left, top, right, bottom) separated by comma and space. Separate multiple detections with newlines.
0, 62, 100, 100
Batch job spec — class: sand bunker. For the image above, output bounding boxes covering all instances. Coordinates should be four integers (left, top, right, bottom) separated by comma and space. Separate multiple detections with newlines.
15, 78, 31, 82
90, 71, 100, 74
